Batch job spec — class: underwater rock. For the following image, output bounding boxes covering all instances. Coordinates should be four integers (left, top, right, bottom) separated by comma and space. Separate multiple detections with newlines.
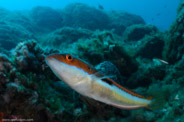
81, 96, 130, 120
123, 24, 158, 42
53, 81, 74, 97
0, 72, 9, 91
126, 58, 166, 88
11, 40, 60, 81
30, 6, 63, 31
0, 54, 15, 93
135, 33, 165, 59
164, 0, 184, 64
0, 8, 10, 18
72, 30, 138, 77
1, 3, 184, 121
62, 3, 110, 30
0, 21, 34, 50
171, 54, 184, 79
0, 40, 79, 122
122, 32, 165, 59
0, 8, 34, 50
130, 109, 156, 122
0, 53, 16, 77
95, 61, 122, 85
0, 8, 34, 32
42, 27, 92, 48
11, 12, 34, 32
13, 40, 45, 72
162, 55, 184, 87
107, 11, 145, 35
0, 82, 54, 122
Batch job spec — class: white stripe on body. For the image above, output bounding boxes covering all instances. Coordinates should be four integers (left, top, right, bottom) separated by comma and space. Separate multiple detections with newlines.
46, 57, 151, 109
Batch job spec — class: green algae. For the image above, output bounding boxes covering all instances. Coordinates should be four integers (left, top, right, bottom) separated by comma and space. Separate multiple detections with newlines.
0, 2, 184, 122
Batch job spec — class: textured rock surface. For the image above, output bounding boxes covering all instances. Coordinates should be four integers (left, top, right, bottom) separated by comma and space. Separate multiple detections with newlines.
108, 11, 145, 35
42, 27, 92, 48
164, 0, 184, 64
123, 24, 158, 42
0, 8, 34, 50
0, 1, 184, 122
0, 21, 33, 50
72, 30, 138, 77
13, 40, 44, 72
95, 61, 122, 85
126, 58, 166, 88
30, 6, 63, 31
135, 33, 165, 59
62, 3, 110, 30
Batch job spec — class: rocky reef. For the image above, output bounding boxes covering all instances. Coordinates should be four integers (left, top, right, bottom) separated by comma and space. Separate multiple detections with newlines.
0, 8, 34, 50
61, 3, 110, 31
108, 11, 145, 35
41, 27, 92, 49
164, 0, 184, 64
70, 30, 138, 77
123, 24, 158, 42
30, 6, 63, 32
0, 2, 184, 122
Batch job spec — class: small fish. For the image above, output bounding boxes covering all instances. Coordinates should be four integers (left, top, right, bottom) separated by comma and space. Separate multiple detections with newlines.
46, 54, 164, 110
98, 4, 104, 10
151, 18, 154, 21
154, 58, 169, 65
156, 13, 161, 16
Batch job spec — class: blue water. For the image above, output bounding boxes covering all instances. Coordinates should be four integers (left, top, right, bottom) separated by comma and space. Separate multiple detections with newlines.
0, 0, 184, 121
0, 0, 180, 31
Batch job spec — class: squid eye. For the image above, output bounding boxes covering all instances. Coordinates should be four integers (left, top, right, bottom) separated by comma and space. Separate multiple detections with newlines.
66, 54, 73, 61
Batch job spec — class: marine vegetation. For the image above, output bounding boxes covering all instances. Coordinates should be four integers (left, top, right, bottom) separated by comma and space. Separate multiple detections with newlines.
0, 1, 184, 122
